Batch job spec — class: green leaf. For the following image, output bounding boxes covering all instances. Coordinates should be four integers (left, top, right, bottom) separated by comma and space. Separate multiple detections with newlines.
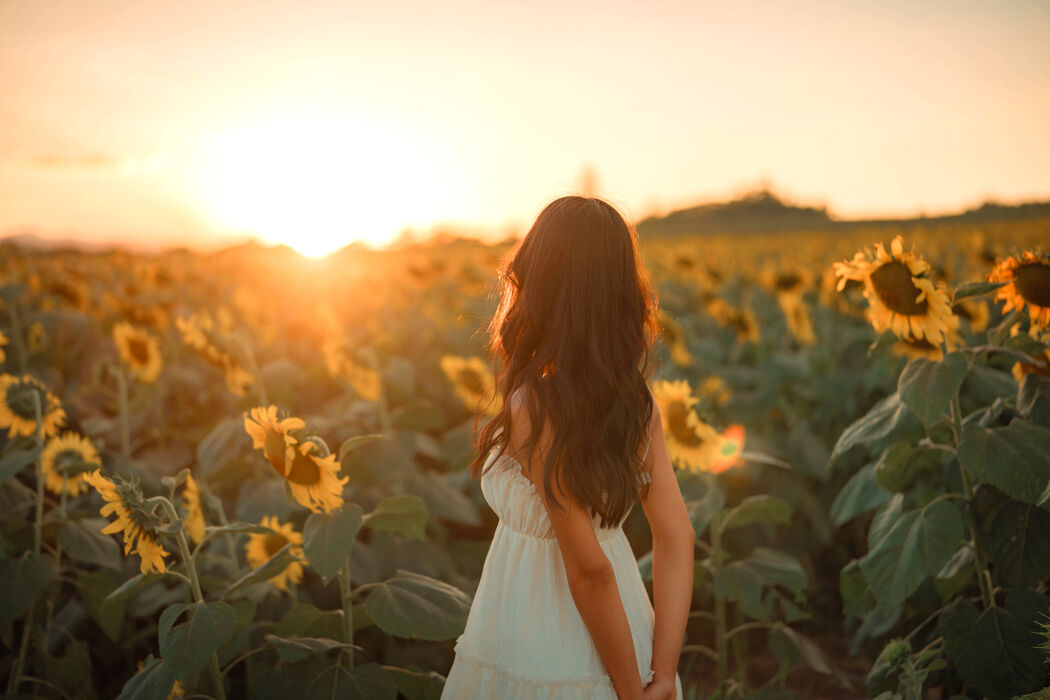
390, 399, 446, 432
158, 600, 238, 680
873, 443, 943, 493
224, 543, 300, 598
60, 518, 123, 572
303, 504, 364, 583
714, 548, 808, 622
839, 559, 874, 617
685, 480, 725, 538
859, 499, 964, 606
0, 443, 42, 486
402, 471, 479, 526
384, 665, 445, 700
338, 434, 389, 462
264, 633, 358, 663
197, 415, 246, 477
1018, 373, 1050, 427
275, 603, 347, 641
77, 569, 125, 642
0, 552, 56, 619
831, 392, 922, 462
203, 521, 277, 538
975, 487, 1050, 588
959, 418, 1050, 504
830, 461, 891, 527
365, 569, 471, 640
116, 654, 177, 700
939, 592, 1050, 699
769, 623, 849, 685
952, 280, 1006, 301
362, 495, 428, 540
898, 353, 969, 428
719, 495, 791, 532
102, 572, 162, 609
308, 662, 397, 700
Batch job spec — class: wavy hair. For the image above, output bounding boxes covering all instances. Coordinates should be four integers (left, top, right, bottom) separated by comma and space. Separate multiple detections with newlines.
469, 195, 661, 528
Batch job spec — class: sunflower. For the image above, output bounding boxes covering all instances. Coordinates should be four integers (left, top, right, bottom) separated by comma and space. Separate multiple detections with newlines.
987, 250, 1050, 330
27, 321, 47, 353
244, 405, 304, 474
180, 473, 206, 544
777, 292, 816, 346
440, 355, 502, 416
0, 330, 7, 362
112, 321, 163, 383
651, 379, 738, 472
84, 469, 169, 575
280, 440, 348, 513
322, 339, 382, 401
41, 431, 101, 497
656, 310, 694, 366
833, 235, 956, 344
706, 299, 760, 344
244, 515, 305, 592
700, 375, 731, 409
221, 356, 255, 397
951, 298, 990, 333
0, 373, 67, 439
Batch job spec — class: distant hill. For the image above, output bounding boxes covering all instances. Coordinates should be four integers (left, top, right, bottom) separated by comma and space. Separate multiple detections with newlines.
636, 189, 1050, 237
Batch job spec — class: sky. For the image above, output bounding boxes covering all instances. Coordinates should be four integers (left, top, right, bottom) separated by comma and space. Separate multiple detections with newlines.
1, 0, 1049, 254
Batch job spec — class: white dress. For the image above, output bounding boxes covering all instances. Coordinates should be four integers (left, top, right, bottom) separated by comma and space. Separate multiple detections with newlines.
442, 434, 685, 699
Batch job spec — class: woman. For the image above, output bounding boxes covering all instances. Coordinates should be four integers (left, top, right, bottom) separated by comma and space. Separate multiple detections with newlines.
441, 195, 695, 699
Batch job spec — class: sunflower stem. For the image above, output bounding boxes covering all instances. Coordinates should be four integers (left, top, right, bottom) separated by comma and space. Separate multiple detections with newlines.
339, 557, 354, 669
366, 348, 391, 436
7, 295, 29, 375
951, 393, 994, 610
234, 334, 268, 406
112, 363, 131, 459
163, 498, 227, 700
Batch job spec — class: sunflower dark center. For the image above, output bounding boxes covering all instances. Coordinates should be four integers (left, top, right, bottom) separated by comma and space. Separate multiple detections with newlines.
1014, 263, 1050, 307
775, 274, 802, 291
263, 532, 289, 557
7, 381, 43, 420
870, 261, 928, 315
666, 401, 704, 448
128, 337, 151, 364
54, 448, 87, 475
286, 449, 321, 485
459, 369, 486, 397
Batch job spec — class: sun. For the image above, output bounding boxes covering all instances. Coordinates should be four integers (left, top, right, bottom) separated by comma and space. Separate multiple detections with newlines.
191, 108, 458, 256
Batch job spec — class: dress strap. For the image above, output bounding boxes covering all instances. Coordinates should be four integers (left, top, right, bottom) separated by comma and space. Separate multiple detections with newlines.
641, 421, 654, 461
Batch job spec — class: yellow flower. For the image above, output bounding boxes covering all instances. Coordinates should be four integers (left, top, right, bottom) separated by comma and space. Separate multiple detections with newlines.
176, 312, 255, 396
280, 440, 348, 514
700, 375, 731, 409
41, 431, 101, 497
440, 355, 502, 416
0, 373, 67, 439
112, 321, 163, 383
650, 380, 743, 473
706, 299, 760, 344
244, 405, 304, 474
656, 310, 694, 366
244, 515, 305, 592
0, 330, 7, 362
987, 250, 1050, 330
181, 473, 206, 545
777, 291, 816, 346
833, 235, 957, 345
84, 469, 169, 575
27, 321, 47, 353
322, 339, 382, 401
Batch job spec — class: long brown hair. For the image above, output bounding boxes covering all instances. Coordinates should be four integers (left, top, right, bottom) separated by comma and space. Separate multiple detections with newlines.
470, 195, 661, 528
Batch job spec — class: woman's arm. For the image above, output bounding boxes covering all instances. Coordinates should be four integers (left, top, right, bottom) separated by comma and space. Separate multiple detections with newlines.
639, 399, 695, 683
508, 396, 645, 700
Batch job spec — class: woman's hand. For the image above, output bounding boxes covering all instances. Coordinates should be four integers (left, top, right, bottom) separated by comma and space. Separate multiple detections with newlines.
642, 675, 676, 700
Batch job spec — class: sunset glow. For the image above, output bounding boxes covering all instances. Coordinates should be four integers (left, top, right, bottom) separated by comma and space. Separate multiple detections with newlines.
189, 109, 457, 255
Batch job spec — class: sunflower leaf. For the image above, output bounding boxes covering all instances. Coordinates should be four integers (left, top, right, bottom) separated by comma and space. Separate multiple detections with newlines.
362, 495, 428, 540
383, 664, 446, 700
308, 662, 397, 700
0, 443, 43, 486
1018, 373, 1050, 428
0, 552, 56, 620
116, 654, 176, 700
858, 499, 963, 606
686, 480, 726, 539
959, 418, 1050, 504
830, 461, 891, 527
158, 600, 238, 680
303, 504, 364, 583
224, 543, 299, 598
338, 435, 389, 463
830, 393, 921, 464
952, 280, 1006, 301
365, 569, 471, 640
898, 353, 969, 428
718, 495, 791, 533
264, 633, 362, 663
59, 518, 123, 572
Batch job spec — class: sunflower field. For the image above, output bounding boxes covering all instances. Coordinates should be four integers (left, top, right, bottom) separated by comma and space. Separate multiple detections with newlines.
1, 218, 1049, 700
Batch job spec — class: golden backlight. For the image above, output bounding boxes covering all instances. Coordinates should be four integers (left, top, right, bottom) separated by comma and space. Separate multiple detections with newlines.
191, 109, 453, 256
